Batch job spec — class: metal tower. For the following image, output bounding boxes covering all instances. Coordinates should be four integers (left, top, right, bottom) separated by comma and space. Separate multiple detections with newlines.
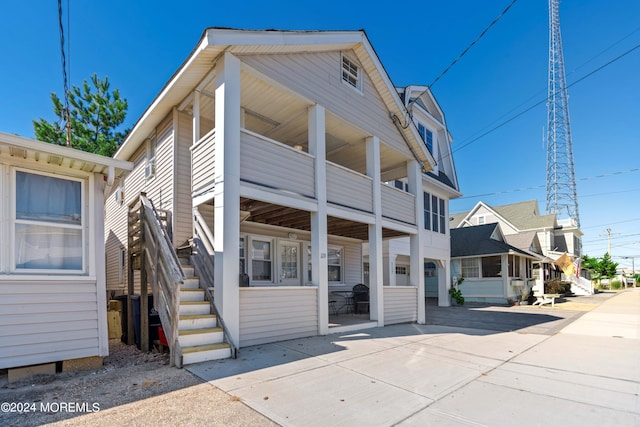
545, 0, 580, 227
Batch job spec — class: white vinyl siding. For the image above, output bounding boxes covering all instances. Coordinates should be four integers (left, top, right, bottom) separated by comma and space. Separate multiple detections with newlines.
240, 51, 412, 159
239, 287, 318, 347
0, 279, 103, 369
383, 286, 417, 325
174, 110, 194, 246
104, 113, 176, 292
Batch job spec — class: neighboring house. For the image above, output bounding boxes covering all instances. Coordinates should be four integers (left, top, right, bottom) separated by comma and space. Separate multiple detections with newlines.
451, 200, 592, 295
0, 132, 132, 370
104, 28, 459, 366
363, 85, 461, 304
450, 223, 538, 304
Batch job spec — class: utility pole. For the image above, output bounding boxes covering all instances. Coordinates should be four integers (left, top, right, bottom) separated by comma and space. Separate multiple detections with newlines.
545, 0, 580, 227
599, 228, 620, 256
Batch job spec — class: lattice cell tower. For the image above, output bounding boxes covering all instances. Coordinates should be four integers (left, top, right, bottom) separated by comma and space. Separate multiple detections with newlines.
545, 0, 580, 227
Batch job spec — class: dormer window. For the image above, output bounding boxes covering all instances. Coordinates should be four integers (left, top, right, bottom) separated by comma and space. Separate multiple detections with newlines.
417, 123, 433, 153
341, 54, 362, 92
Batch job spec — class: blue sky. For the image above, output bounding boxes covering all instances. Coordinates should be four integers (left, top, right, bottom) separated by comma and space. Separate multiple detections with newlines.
2, 1, 639, 270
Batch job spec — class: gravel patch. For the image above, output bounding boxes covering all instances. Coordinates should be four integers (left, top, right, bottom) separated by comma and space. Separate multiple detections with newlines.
0, 340, 278, 427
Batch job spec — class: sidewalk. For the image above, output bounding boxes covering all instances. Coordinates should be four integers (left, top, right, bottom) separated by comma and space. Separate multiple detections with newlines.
189, 289, 640, 426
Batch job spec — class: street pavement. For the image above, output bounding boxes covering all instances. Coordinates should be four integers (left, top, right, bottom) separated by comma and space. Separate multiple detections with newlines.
189, 289, 640, 426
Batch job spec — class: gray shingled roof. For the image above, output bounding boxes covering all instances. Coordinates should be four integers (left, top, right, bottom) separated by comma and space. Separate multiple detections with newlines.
451, 224, 533, 258
451, 200, 557, 231
491, 200, 556, 230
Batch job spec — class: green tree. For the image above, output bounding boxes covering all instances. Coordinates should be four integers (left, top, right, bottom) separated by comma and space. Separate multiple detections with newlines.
33, 74, 128, 157
600, 253, 618, 279
581, 253, 619, 284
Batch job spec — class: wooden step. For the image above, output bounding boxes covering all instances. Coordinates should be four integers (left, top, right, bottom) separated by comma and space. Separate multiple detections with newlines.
179, 314, 217, 330
182, 277, 200, 289
182, 343, 232, 365
179, 301, 210, 315
178, 327, 224, 347
181, 266, 195, 277
180, 287, 205, 302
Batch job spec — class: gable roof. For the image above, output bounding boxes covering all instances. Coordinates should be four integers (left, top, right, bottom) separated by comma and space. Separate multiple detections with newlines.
452, 200, 557, 231
115, 28, 436, 172
450, 223, 534, 258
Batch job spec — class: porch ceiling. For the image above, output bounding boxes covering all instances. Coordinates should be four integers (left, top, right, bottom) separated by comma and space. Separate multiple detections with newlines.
196, 70, 410, 180
240, 198, 406, 241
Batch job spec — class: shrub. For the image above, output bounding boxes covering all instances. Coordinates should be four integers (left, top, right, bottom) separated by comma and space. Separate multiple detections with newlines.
611, 280, 622, 290
545, 279, 571, 294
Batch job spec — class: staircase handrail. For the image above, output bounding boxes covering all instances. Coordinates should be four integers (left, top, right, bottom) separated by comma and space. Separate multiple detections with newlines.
138, 193, 185, 367
192, 207, 237, 358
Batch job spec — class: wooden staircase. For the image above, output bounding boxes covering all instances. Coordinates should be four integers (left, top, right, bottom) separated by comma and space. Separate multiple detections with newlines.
176, 260, 231, 365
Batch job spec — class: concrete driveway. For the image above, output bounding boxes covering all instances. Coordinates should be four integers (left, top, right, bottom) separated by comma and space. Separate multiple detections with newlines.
188, 290, 640, 426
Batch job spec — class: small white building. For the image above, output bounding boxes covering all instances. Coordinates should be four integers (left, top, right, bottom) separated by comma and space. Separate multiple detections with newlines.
0, 132, 132, 370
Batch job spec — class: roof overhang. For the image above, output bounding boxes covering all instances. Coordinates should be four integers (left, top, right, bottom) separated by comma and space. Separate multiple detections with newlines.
115, 28, 436, 171
0, 132, 132, 179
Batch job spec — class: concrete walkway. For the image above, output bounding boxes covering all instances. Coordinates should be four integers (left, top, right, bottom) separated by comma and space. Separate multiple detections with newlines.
189, 289, 640, 426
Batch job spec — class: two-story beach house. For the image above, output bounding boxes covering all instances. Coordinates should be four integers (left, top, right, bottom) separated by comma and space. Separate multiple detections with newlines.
104, 28, 460, 367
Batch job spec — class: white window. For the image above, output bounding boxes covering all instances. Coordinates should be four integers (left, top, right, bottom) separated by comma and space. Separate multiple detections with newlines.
341, 54, 362, 92
308, 245, 344, 283
477, 215, 486, 225
328, 246, 343, 282
508, 254, 521, 277
424, 192, 446, 235
395, 266, 407, 275
417, 122, 433, 153
14, 170, 84, 271
461, 258, 479, 278
251, 239, 272, 281
145, 132, 157, 179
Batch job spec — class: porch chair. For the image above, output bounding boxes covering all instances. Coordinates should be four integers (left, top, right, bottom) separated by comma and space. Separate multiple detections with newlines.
352, 284, 370, 314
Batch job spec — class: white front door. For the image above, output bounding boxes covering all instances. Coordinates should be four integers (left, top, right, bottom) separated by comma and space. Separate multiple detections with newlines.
279, 241, 300, 286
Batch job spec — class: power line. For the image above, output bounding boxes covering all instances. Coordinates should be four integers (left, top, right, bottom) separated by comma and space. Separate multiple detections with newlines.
428, 0, 519, 89
448, 42, 640, 156
457, 167, 640, 200
456, 26, 640, 145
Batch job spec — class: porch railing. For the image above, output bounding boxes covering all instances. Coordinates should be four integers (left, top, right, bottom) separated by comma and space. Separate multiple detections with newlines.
326, 161, 373, 212
240, 129, 315, 198
381, 184, 416, 224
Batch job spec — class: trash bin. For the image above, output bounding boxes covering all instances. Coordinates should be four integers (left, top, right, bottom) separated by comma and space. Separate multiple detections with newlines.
114, 295, 128, 343
131, 294, 155, 350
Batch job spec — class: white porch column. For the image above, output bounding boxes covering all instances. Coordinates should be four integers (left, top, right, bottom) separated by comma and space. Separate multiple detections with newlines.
502, 254, 510, 299
407, 160, 426, 323
213, 52, 241, 348
438, 259, 451, 307
366, 136, 383, 325
309, 104, 328, 334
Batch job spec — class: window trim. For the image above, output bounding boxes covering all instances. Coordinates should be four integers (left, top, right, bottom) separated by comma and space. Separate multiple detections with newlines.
11, 167, 86, 274
417, 122, 434, 153
249, 236, 273, 283
341, 53, 363, 93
